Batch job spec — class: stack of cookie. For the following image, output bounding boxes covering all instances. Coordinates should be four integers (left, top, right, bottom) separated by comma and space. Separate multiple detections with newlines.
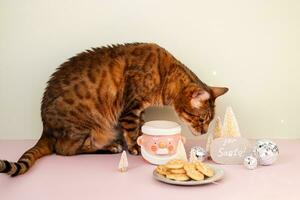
155, 159, 214, 181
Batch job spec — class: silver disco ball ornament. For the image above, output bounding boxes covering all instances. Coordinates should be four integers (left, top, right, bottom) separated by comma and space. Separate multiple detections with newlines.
243, 155, 258, 170
190, 146, 207, 162
254, 139, 279, 166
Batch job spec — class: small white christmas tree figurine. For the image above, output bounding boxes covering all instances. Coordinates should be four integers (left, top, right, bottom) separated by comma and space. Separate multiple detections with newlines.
223, 107, 241, 137
213, 117, 223, 139
175, 140, 188, 161
205, 132, 214, 156
118, 150, 128, 172
189, 149, 198, 162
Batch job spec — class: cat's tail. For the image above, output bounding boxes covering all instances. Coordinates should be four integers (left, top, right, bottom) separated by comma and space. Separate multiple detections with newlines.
0, 135, 53, 177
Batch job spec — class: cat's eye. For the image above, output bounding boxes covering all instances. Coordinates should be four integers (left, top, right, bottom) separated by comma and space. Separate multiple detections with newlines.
199, 118, 204, 123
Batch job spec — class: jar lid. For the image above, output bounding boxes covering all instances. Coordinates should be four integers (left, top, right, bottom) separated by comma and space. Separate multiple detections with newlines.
141, 120, 181, 136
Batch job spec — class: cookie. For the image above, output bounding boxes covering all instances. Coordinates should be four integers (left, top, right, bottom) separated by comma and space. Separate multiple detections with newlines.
156, 165, 168, 176
166, 173, 190, 181
165, 159, 185, 169
155, 159, 215, 182
194, 161, 214, 177
183, 162, 195, 170
169, 168, 186, 174
184, 163, 204, 181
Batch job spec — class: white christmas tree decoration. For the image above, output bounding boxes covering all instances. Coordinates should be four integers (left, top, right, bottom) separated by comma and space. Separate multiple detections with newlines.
222, 107, 241, 137
189, 149, 198, 162
118, 150, 128, 172
213, 117, 223, 139
205, 132, 214, 156
175, 140, 188, 161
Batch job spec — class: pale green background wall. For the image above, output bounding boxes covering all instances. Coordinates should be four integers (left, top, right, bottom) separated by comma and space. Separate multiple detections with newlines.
0, 0, 299, 139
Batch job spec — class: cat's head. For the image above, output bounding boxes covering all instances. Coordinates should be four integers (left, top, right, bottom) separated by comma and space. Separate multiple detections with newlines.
175, 84, 228, 135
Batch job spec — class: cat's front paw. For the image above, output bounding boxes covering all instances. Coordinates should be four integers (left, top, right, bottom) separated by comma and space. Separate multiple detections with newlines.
128, 144, 141, 155
103, 143, 124, 154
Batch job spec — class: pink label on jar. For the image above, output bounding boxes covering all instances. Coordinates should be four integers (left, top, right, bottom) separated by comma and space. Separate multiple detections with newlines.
137, 134, 182, 156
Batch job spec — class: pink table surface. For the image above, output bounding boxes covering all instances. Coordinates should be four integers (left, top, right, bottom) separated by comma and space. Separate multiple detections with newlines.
0, 139, 299, 200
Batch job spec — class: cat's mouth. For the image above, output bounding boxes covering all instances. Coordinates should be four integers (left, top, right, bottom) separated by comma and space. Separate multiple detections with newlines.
188, 126, 202, 136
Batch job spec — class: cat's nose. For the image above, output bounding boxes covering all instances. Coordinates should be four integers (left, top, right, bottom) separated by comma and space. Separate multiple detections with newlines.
201, 127, 208, 134
202, 124, 209, 134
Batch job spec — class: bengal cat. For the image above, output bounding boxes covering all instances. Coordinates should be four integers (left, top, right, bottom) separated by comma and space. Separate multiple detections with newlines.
0, 43, 228, 176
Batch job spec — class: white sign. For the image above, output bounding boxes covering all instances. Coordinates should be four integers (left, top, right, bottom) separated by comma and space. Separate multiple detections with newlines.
210, 137, 252, 164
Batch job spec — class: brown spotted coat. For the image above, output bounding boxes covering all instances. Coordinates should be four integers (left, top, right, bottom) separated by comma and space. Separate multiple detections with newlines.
0, 43, 228, 176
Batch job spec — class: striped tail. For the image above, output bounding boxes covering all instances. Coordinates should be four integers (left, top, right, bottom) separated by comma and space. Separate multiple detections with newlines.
0, 136, 53, 177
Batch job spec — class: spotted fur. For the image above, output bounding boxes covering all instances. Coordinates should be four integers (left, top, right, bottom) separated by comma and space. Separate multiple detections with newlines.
0, 43, 228, 176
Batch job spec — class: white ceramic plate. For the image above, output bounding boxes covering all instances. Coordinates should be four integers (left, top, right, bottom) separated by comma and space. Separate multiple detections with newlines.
153, 165, 224, 186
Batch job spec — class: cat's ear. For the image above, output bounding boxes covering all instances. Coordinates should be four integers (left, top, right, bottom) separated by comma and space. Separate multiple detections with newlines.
190, 89, 210, 109
211, 87, 229, 98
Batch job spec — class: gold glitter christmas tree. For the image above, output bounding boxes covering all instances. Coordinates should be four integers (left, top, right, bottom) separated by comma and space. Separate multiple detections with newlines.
213, 116, 223, 139
222, 107, 241, 137
205, 131, 214, 155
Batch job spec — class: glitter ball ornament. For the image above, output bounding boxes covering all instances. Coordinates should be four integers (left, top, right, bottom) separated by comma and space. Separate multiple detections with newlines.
254, 139, 279, 166
189, 146, 207, 162
243, 155, 258, 170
